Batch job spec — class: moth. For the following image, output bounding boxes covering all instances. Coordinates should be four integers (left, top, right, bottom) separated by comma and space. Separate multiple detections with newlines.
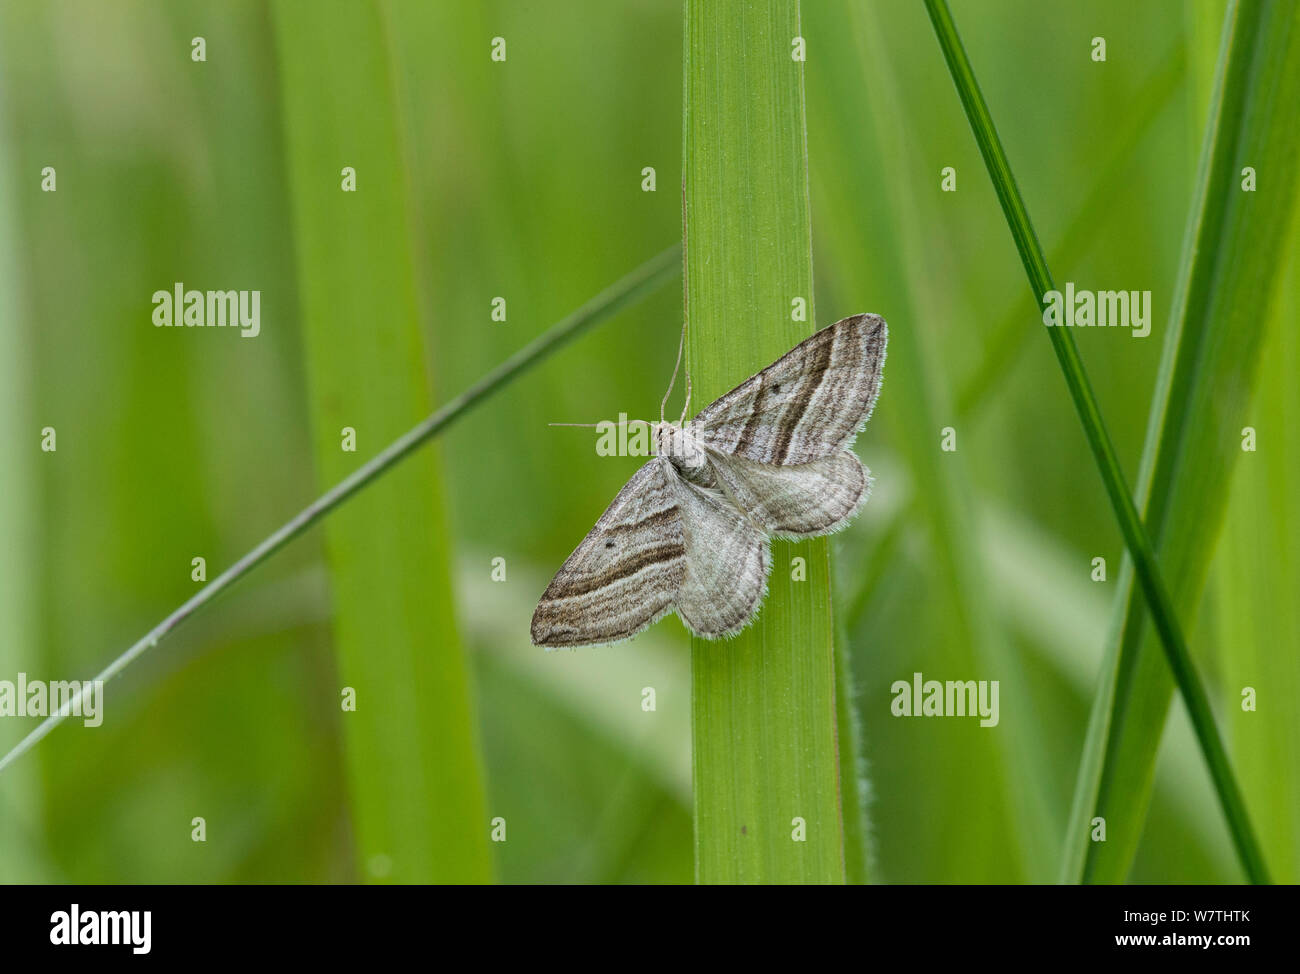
531, 313, 888, 648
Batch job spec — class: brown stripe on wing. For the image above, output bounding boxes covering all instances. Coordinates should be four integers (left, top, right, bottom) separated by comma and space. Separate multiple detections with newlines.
532, 565, 680, 646
734, 373, 769, 456
601, 505, 680, 540
771, 328, 834, 463
541, 537, 686, 600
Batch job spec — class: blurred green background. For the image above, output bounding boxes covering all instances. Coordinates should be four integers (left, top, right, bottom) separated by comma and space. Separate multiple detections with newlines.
0, 0, 1293, 883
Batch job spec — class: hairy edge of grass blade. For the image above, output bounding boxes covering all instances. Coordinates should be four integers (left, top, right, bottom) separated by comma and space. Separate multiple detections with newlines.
922, 0, 1269, 884
0, 246, 681, 777
833, 580, 872, 884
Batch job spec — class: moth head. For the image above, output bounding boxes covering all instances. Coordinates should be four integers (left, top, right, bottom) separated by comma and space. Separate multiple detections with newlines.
651, 421, 707, 476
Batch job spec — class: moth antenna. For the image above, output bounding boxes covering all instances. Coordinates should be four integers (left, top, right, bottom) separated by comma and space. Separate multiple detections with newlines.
660, 317, 687, 425
678, 367, 692, 426
665, 174, 692, 426
548, 420, 651, 428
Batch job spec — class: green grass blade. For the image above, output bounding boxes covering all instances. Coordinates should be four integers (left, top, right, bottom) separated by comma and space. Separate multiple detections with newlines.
923, 0, 1273, 884
273, 0, 491, 882
1070, 1, 1300, 883
685, 0, 845, 884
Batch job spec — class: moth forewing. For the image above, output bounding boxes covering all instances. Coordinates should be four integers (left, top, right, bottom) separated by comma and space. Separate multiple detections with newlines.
693, 313, 887, 465
530, 459, 685, 648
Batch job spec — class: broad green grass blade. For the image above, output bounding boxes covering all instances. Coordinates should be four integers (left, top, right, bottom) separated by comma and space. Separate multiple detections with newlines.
924, 0, 1274, 884
273, 3, 490, 883
1065, 0, 1300, 884
685, 0, 845, 884
1214, 234, 1300, 882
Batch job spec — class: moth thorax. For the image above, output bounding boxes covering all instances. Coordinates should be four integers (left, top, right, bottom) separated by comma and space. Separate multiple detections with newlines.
653, 422, 709, 481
